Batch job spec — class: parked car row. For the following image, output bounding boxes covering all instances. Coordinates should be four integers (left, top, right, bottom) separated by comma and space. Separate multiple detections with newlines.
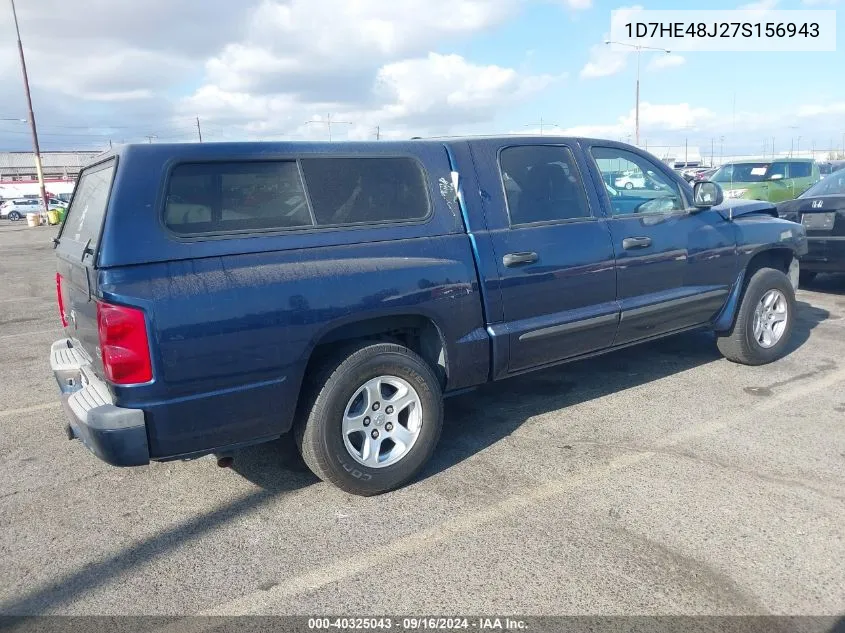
0, 197, 66, 221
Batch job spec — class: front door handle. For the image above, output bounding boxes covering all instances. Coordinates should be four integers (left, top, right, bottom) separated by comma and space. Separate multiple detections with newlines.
503, 251, 539, 267
622, 237, 652, 250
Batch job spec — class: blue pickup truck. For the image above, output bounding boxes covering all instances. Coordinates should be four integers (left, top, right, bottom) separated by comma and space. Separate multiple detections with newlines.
50, 137, 807, 495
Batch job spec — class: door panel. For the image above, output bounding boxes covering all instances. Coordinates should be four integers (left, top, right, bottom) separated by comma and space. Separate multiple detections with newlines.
587, 144, 738, 345
469, 140, 619, 374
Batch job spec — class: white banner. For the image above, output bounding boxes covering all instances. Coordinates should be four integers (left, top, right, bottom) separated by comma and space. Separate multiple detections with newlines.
609, 9, 836, 52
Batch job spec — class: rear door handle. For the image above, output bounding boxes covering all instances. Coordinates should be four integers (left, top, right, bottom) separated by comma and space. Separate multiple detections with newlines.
503, 252, 539, 267
622, 237, 652, 250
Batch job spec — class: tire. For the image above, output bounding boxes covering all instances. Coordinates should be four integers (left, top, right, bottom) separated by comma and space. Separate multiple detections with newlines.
716, 267, 796, 366
624, 182, 634, 190
7, 211, 21, 221
295, 342, 443, 496
799, 271, 817, 286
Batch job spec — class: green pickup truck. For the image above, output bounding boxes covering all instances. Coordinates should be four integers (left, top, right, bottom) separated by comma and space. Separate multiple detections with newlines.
711, 158, 819, 203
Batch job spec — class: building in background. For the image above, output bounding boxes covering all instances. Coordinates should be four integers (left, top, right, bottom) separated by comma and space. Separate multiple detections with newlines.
0, 150, 102, 182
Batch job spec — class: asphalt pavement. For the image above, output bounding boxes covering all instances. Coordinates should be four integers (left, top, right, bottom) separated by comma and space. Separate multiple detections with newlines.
0, 220, 843, 617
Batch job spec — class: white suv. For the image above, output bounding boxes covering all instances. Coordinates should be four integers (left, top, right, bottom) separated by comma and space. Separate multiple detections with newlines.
0, 198, 64, 221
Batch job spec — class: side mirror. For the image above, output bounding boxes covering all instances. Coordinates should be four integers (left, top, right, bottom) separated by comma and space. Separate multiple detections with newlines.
769, 173, 784, 181
693, 181, 724, 208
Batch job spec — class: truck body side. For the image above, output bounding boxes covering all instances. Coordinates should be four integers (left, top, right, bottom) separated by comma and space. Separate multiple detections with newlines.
52, 138, 807, 468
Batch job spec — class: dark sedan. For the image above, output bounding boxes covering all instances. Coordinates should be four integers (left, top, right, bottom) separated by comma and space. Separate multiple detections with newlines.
777, 167, 845, 284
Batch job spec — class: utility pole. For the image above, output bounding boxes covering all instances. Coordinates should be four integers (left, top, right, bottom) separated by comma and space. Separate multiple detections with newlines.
145, 135, 157, 144
196, 116, 203, 143
305, 113, 353, 142
797, 136, 801, 157
375, 125, 380, 140
10, 0, 48, 213
772, 136, 775, 159
604, 40, 671, 146
525, 118, 559, 136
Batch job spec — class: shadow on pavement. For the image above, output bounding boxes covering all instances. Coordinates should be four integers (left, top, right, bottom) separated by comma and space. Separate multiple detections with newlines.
422, 300, 828, 482
802, 273, 845, 297
0, 301, 829, 615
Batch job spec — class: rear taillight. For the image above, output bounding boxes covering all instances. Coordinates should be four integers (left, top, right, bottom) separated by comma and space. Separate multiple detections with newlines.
56, 273, 68, 327
96, 301, 153, 385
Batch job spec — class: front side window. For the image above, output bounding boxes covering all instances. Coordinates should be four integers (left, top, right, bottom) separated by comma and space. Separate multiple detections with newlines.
165, 161, 313, 234
591, 147, 684, 216
499, 145, 591, 225
788, 162, 812, 178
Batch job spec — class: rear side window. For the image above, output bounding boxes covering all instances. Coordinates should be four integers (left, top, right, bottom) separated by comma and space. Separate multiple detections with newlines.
499, 145, 591, 225
300, 157, 430, 226
62, 160, 115, 247
789, 162, 812, 178
165, 162, 313, 234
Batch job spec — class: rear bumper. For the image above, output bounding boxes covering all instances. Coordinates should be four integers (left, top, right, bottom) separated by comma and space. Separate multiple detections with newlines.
50, 339, 150, 467
800, 237, 845, 272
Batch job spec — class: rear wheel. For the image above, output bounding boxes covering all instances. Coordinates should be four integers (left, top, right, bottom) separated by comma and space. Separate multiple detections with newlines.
296, 342, 443, 496
624, 182, 634, 190
7, 211, 21, 221
717, 267, 796, 365
799, 271, 817, 286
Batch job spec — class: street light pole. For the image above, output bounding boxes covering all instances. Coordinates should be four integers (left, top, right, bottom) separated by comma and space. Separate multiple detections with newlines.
10, 0, 48, 213
605, 40, 671, 147
635, 48, 640, 147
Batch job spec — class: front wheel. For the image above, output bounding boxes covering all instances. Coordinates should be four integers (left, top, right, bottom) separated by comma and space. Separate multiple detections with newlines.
7, 211, 21, 221
717, 267, 796, 365
295, 342, 443, 496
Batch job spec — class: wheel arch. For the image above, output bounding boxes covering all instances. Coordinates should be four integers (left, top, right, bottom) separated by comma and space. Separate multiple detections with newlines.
713, 246, 797, 332
303, 312, 450, 389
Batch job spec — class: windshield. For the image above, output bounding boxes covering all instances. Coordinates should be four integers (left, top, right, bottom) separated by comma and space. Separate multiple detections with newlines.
712, 162, 775, 183
801, 168, 845, 198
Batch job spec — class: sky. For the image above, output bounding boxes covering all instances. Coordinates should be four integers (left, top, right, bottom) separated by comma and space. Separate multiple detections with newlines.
0, 0, 842, 157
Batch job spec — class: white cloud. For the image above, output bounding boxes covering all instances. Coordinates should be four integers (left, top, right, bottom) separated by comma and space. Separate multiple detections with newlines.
557, 102, 716, 140
801, 0, 839, 5
203, 0, 520, 97
648, 54, 686, 71
738, 0, 778, 9
562, 0, 593, 8
580, 41, 628, 78
179, 0, 563, 139
0, 0, 577, 147
182, 53, 558, 140
796, 102, 845, 117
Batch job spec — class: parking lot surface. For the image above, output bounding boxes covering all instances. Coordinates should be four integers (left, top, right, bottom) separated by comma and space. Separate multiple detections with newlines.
0, 221, 843, 616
